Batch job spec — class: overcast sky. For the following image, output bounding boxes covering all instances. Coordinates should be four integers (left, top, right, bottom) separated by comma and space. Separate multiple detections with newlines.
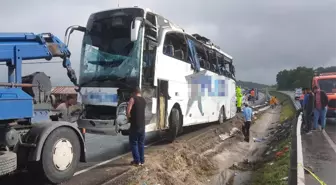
1, 0, 335, 85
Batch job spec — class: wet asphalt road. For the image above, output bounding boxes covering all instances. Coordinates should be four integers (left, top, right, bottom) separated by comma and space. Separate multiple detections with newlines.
0, 93, 267, 185
302, 117, 336, 185
283, 91, 336, 185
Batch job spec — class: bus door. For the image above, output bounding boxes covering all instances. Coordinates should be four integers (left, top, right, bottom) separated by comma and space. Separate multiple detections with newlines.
157, 80, 169, 130
141, 12, 159, 128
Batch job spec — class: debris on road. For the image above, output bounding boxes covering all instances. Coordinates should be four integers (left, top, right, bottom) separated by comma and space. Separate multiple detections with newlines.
229, 127, 241, 136
219, 134, 231, 141
252, 137, 265, 142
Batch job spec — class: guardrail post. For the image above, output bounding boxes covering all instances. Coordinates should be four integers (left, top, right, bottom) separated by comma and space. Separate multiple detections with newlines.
288, 112, 299, 184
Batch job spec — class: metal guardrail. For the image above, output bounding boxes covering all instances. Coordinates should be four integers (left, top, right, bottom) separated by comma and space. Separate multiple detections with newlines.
277, 91, 305, 185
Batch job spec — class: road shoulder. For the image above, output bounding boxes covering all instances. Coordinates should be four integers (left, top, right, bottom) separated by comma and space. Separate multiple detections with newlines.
301, 131, 336, 185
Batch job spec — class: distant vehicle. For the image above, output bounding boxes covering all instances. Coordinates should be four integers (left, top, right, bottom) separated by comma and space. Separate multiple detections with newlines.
294, 88, 302, 100
312, 72, 336, 119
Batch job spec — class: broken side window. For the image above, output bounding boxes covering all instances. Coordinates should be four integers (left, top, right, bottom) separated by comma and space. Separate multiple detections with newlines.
145, 12, 157, 40
163, 32, 187, 62
186, 37, 200, 72
193, 41, 208, 70
208, 49, 218, 73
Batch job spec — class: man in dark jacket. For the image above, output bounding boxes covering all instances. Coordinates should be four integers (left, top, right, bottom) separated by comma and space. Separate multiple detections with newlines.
126, 87, 147, 166
312, 86, 329, 131
303, 88, 314, 134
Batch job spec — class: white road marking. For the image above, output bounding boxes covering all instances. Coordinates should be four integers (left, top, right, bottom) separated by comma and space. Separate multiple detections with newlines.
322, 130, 336, 154
74, 139, 162, 176
296, 113, 305, 185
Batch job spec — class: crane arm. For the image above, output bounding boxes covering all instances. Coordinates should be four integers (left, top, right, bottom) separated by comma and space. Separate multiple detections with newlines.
0, 32, 78, 86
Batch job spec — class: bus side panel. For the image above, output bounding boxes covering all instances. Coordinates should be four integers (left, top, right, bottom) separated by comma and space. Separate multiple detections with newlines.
156, 54, 208, 126
207, 74, 231, 122
229, 80, 237, 118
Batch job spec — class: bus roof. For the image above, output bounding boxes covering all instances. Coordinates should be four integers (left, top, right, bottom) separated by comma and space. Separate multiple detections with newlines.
92, 7, 233, 60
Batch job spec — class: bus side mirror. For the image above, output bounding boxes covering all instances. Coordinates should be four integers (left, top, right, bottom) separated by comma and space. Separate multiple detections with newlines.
64, 25, 86, 47
131, 19, 142, 42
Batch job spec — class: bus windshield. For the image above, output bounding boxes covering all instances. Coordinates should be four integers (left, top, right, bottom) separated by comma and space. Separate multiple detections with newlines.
79, 8, 144, 88
318, 78, 336, 93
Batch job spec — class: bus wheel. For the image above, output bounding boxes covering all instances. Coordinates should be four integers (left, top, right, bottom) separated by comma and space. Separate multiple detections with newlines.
218, 106, 226, 124
39, 127, 80, 184
167, 108, 180, 142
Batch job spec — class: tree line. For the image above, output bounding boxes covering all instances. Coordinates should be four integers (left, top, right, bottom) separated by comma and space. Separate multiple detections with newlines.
237, 80, 269, 89
276, 66, 336, 90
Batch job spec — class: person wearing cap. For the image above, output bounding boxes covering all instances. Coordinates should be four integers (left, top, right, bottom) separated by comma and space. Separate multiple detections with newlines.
241, 103, 253, 142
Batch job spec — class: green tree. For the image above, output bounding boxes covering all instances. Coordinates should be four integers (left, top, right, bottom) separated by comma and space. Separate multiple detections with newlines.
275, 66, 335, 90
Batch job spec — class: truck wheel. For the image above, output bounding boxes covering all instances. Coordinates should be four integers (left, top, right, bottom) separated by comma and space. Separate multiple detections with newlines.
218, 106, 226, 124
40, 127, 81, 184
0, 151, 17, 176
167, 108, 180, 142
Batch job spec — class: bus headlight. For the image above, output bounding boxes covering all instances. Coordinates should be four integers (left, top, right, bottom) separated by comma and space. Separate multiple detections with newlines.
116, 102, 128, 116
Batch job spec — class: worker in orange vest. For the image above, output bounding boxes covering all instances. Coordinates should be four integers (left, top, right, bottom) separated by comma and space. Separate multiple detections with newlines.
250, 89, 255, 104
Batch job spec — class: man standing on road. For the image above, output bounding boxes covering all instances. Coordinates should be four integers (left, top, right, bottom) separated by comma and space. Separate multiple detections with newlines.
126, 87, 147, 166
242, 103, 253, 142
303, 87, 314, 134
312, 86, 329, 131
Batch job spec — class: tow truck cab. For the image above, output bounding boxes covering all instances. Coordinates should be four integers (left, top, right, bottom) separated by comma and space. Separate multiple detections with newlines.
312, 72, 336, 119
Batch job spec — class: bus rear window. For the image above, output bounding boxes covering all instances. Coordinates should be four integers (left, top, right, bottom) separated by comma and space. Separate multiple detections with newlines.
318, 78, 336, 93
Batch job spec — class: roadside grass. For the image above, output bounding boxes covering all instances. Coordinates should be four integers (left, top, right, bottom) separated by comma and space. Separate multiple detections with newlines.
270, 91, 296, 122
251, 138, 291, 185
250, 91, 295, 185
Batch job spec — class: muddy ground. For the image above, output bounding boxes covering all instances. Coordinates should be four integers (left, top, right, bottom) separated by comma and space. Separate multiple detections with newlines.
88, 105, 282, 185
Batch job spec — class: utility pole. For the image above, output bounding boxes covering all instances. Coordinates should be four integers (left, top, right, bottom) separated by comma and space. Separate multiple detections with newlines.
117, 0, 119, 7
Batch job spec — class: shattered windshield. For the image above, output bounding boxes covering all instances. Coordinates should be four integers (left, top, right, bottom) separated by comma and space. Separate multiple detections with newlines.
318, 78, 336, 93
79, 8, 144, 88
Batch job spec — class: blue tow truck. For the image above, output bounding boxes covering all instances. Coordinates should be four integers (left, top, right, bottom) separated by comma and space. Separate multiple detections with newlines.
0, 32, 86, 184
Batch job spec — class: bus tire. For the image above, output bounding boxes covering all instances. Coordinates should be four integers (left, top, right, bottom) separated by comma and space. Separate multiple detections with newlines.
0, 151, 17, 176
218, 106, 226, 124
167, 108, 180, 142
33, 127, 81, 184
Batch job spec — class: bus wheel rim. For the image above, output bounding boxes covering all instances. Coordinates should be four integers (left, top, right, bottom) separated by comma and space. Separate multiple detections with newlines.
52, 138, 74, 171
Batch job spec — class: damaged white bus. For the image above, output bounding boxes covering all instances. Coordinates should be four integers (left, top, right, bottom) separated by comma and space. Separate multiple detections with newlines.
76, 7, 237, 141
